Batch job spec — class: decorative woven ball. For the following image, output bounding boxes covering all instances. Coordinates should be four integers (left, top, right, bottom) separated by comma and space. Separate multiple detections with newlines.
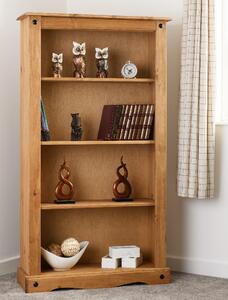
47, 243, 62, 257
61, 238, 80, 257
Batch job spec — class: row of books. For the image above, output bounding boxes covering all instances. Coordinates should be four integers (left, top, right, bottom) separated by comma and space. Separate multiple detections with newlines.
41, 97, 51, 141
97, 104, 155, 141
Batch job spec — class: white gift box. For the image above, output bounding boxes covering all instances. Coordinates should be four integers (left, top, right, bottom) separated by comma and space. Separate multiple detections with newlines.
109, 245, 140, 259
101, 255, 121, 269
121, 255, 143, 268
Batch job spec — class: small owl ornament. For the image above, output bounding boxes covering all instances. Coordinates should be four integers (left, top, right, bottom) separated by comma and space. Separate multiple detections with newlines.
72, 42, 86, 78
95, 47, 108, 78
52, 53, 63, 78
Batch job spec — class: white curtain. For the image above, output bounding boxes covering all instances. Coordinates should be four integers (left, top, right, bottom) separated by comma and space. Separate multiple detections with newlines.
177, 0, 216, 199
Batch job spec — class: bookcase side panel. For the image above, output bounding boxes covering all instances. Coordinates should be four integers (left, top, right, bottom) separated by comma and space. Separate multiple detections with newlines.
19, 16, 41, 275
154, 22, 168, 268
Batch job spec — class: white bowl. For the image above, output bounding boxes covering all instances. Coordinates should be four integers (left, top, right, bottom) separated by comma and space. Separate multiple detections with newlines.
41, 241, 89, 271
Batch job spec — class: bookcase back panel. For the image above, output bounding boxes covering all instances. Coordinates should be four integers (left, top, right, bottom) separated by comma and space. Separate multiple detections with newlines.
41, 207, 155, 264
42, 82, 154, 141
41, 30, 155, 78
41, 145, 154, 202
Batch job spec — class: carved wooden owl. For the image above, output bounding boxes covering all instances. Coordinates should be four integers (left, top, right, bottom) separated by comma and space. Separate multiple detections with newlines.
95, 47, 108, 78
52, 53, 63, 78
72, 42, 86, 78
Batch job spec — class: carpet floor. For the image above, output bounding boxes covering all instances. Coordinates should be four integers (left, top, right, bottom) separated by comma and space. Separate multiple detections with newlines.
0, 272, 228, 299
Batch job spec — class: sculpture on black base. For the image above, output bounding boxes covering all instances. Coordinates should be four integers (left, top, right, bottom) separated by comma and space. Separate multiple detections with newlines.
55, 160, 75, 204
112, 156, 133, 202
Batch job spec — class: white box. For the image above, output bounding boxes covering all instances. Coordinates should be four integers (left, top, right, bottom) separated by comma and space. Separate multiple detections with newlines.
109, 245, 140, 258
101, 255, 121, 269
121, 255, 143, 268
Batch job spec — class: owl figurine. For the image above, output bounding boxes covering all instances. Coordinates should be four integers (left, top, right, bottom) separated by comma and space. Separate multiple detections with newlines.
52, 53, 63, 78
72, 42, 86, 78
95, 47, 108, 78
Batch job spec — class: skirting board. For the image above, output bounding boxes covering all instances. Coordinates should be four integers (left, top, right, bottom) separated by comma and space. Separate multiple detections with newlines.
168, 255, 228, 279
1, 255, 228, 279
0, 256, 19, 276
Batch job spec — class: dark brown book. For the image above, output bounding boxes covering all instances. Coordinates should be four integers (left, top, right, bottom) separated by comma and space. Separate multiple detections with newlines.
145, 105, 155, 139
140, 104, 151, 140
128, 105, 138, 140
116, 105, 126, 140
123, 105, 134, 140
97, 105, 116, 140
119, 105, 130, 140
136, 105, 147, 139
132, 105, 142, 140
111, 105, 123, 140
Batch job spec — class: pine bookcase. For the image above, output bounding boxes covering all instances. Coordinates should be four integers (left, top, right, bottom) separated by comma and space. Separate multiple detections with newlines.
17, 12, 171, 293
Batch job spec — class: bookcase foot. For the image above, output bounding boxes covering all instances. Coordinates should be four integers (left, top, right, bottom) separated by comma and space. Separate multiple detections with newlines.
17, 266, 171, 293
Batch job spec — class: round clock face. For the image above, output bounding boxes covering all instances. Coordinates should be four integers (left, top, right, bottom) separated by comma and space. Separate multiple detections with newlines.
121, 61, 137, 79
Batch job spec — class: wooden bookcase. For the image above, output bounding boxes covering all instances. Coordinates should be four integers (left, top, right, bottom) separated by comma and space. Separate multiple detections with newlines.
17, 12, 171, 293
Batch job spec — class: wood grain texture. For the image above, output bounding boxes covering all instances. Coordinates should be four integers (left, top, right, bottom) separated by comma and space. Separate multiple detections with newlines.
41, 199, 155, 210
20, 264, 171, 293
17, 12, 172, 22
41, 140, 155, 146
41, 207, 154, 264
19, 15, 41, 275
18, 13, 170, 292
41, 77, 154, 83
41, 145, 155, 202
41, 30, 154, 78
154, 22, 168, 268
41, 82, 154, 141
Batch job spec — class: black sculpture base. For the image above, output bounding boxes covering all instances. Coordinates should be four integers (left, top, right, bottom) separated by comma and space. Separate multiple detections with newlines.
54, 199, 75, 204
112, 198, 133, 202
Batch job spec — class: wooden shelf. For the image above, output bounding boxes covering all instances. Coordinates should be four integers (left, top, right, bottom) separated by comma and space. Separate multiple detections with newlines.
41, 77, 154, 83
41, 140, 155, 146
41, 199, 155, 210
42, 262, 155, 275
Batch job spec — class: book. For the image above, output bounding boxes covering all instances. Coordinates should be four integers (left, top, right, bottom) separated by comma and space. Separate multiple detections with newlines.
127, 105, 138, 140
136, 105, 146, 139
140, 104, 151, 140
116, 105, 126, 140
119, 105, 130, 140
41, 97, 50, 141
111, 105, 123, 140
123, 105, 134, 140
144, 104, 155, 139
97, 105, 116, 140
131, 105, 141, 140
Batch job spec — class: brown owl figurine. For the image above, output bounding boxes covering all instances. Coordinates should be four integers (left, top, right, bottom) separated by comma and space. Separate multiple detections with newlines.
52, 53, 63, 78
95, 47, 108, 78
72, 42, 86, 78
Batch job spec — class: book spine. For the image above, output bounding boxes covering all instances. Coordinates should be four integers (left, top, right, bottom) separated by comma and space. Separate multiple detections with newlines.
140, 104, 151, 140
123, 105, 134, 140
116, 105, 125, 140
136, 105, 146, 140
132, 105, 142, 140
111, 105, 122, 140
97, 105, 116, 140
127, 105, 138, 140
119, 105, 129, 140
145, 105, 155, 139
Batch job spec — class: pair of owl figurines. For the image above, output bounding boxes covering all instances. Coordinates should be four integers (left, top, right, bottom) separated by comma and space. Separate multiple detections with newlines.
52, 42, 109, 79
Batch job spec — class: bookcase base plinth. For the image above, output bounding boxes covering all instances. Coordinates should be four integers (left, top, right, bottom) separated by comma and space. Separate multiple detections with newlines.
17, 265, 171, 293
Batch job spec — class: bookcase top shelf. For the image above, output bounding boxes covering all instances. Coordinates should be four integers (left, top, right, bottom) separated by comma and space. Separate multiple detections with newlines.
41, 140, 155, 146
41, 199, 155, 210
41, 77, 154, 83
17, 12, 171, 22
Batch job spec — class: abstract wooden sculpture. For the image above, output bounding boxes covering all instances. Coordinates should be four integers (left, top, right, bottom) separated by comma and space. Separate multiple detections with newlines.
112, 156, 132, 201
55, 160, 75, 204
